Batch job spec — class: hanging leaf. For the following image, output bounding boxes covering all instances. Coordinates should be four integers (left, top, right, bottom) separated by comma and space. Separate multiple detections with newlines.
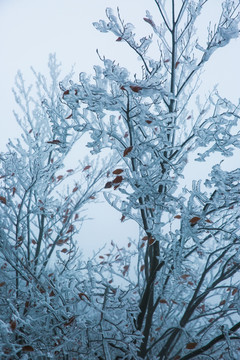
146, 120, 152, 124
175, 61, 180, 69
66, 113, 72, 119
124, 132, 128, 138
57, 175, 63, 181
104, 181, 112, 189
116, 37, 122, 41
189, 216, 201, 225
123, 146, 133, 157
0, 281, 6, 287
74, 213, 79, 220
174, 215, 181, 219
219, 300, 226, 306
67, 169, 74, 173
72, 186, 78, 193
123, 265, 129, 276
186, 342, 197, 350
83, 165, 91, 171
112, 176, 123, 184
232, 288, 238, 295
113, 169, 124, 175
120, 214, 125, 222
61, 248, 68, 253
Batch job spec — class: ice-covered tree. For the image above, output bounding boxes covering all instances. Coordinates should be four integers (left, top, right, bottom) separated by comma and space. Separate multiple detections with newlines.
56, 0, 240, 359
0, 55, 108, 358
1, 1, 240, 359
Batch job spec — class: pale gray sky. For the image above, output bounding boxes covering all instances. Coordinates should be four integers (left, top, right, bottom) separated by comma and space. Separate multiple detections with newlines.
0, 0, 240, 256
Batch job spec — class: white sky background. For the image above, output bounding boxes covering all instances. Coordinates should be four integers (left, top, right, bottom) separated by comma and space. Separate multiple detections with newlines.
0, 0, 240, 258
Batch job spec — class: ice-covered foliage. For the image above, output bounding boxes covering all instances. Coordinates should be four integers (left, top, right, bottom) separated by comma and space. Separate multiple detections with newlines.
1, 1, 240, 359
0, 55, 109, 358
58, 0, 240, 358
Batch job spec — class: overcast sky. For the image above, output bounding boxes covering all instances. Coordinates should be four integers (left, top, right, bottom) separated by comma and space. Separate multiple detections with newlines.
1, 0, 240, 257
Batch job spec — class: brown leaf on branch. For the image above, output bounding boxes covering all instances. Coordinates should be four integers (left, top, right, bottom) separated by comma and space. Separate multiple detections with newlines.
175, 61, 180, 69
130, 85, 142, 93
120, 214, 126, 222
112, 176, 123, 184
22, 346, 34, 352
104, 181, 112, 189
47, 140, 61, 144
143, 17, 155, 27
186, 342, 197, 350
123, 146, 133, 157
113, 169, 124, 175
159, 299, 168, 304
0, 196, 7, 205
189, 216, 201, 225
83, 165, 91, 171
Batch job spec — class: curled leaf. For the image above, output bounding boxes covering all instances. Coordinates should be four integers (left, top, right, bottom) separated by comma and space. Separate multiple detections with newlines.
143, 17, 155, 27
79, 292, 90, 301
